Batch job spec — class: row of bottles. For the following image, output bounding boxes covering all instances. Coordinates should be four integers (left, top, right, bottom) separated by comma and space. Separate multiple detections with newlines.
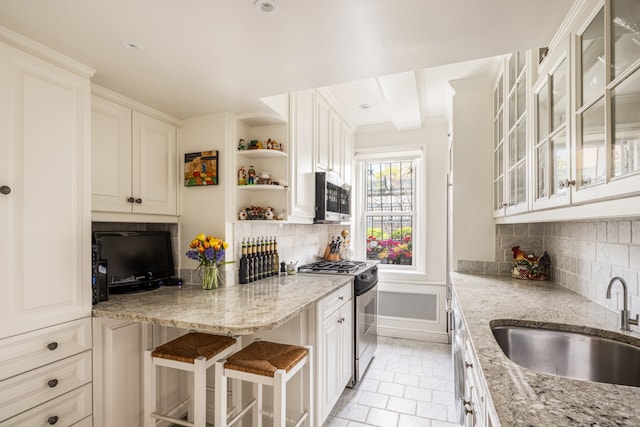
239, 236, 280, 284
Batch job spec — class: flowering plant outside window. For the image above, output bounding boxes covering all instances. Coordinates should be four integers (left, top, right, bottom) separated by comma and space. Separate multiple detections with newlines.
366, 235, 412, 265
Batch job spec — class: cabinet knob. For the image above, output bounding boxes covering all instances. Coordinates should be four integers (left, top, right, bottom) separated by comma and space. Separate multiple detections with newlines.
47, 379, 59, 388
338, 296, 344, 301
47, 342, 58, 351
127, 197, 135, 203
48, 416, 59, 425
135, 198, 142, 204
0, 185, 11, 195
465, 361, 473, 369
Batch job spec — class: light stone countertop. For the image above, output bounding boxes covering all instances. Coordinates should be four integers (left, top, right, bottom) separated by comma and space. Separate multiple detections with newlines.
452, 273, 640, 427
92, 274, 353, 336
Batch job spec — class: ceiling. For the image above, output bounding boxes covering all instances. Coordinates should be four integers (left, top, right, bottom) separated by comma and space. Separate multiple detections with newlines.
0, 0, 575, 129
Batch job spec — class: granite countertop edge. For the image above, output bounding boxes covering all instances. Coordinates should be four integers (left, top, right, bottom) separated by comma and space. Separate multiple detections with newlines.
452, 272, 640, 427
92, 274, 353, 336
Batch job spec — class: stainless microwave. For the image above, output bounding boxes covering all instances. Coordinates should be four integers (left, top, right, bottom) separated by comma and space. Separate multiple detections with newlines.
314, 171, 351, 223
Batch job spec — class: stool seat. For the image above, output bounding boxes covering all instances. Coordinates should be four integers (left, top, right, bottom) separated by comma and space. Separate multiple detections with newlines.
152, 332, 237, 363
224, 341, 308, 377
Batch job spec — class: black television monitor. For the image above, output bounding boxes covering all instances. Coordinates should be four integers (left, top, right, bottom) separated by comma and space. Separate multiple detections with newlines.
93, 231, 175, 293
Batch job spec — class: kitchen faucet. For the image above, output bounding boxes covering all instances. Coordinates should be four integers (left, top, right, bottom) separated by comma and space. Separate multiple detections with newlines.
606, 276, 638, 332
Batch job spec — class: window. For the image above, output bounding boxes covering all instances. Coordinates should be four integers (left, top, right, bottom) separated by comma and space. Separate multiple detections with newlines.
363, 158, 416, 267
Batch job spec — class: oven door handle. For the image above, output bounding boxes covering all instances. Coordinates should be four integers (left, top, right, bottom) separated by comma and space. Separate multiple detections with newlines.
355, 279, 378, 296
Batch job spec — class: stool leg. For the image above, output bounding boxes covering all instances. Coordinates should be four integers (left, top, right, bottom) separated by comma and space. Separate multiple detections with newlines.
273, 369, 286, 427
231, 377, 242, 419
215, 360, 227, 427
187, 369, 194, 423
304, 347, 314, 427
193, 356, 206, 427
143, 350, 156, 427
252, 382, 262, 427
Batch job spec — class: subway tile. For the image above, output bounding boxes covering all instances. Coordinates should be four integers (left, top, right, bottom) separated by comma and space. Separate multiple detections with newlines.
498, 224, 514, 236
596, 221, 608, 241
607, 221, 619, 243
586, 222, 598, 241
529, 222, 545, 236
619, 221, 632, 244
596, 243, 629, 268
631, 245, 640, 272
633, 220, 640, 245
544, 222, 557, 237
514, 223, 529, 236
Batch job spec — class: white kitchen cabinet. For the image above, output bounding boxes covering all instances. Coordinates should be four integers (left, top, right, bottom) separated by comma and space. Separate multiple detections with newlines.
315, 90, 353, 185
0, 34, 93, 340
316, 284, 353, 425
288, 89, 317, 222
91, 92, 179, 218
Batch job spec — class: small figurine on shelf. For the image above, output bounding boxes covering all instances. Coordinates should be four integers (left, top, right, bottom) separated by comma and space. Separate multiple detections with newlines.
237, 165, 247, 185
258, 171, 271, 185
247, 165, 256, 185
266, 139, 273, 149
238, 208, 248, 220
265, 207, 274, 220
249, 140, 259, 150
276, 209, 286, 220
256, 140, 263, 149
238, 138, 246, 150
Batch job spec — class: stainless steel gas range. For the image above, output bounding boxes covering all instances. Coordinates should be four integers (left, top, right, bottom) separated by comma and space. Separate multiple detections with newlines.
298, 260, 378, 386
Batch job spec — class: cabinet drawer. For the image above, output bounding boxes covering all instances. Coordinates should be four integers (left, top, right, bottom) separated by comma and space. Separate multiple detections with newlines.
0, 383, 91, 427
0, 318, 91, 381
71, 416, 92, 427
321, 283, 352, 319
0, 351, 92, 422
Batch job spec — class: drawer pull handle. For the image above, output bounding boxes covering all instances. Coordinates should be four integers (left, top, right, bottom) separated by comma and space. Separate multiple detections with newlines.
48, 416, 59, 425
127, 197, 135, 203
47, 342, 58, 351
48, 379, 59, 388
0, 185, 11, 195
338, 296, 344, 301
465, 362, 473, 369
135, 198, 142, 204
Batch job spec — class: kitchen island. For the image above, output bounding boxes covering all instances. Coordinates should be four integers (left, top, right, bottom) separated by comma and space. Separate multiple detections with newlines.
453, 273, 640, 426
91, 273, 353, 427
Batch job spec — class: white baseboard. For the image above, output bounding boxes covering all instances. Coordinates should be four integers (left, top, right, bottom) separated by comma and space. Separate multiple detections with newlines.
378, 325, 450, 344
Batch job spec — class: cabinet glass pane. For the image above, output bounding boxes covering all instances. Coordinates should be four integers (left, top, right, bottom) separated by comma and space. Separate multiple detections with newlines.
612, 0, 640, 79
537, 83, 549, 142
494, 144, 504, 177
579, 98, 606, 186
516, 162, 526, 204
517, 52, 525, 78
517, 76, 527, 119
551, 130, 569, 195
495, 179, 503, 210
612, 68, 640, 177
509, 91, 516, 129
517, 118, 527, 162
581, 9, 605, 107
537, 143, 548, 199
509, 168, 516, 206
509, 54, 517, 91
509, 130, 517, 165
551, 59, 567, 130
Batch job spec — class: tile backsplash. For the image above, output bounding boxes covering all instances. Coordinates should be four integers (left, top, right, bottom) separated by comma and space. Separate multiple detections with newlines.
457, 218, 640, 313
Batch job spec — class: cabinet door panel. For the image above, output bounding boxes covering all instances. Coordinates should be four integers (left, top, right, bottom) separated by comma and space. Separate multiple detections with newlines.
132, 112, 177, 215
321, 310, 341, 420
289, 90, 316, 220
0, 46, 90, 338
316, 95, 331, 172
91, 95, 132, 212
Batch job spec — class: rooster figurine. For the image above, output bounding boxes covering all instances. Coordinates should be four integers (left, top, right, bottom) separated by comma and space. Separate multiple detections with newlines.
511, 246, 550, 280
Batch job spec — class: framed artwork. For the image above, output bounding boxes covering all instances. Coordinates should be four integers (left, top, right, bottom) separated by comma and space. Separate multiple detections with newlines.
184, 150, 218, 186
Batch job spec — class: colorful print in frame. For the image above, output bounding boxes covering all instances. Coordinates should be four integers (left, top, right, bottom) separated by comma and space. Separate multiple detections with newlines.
184, 150, 218, 186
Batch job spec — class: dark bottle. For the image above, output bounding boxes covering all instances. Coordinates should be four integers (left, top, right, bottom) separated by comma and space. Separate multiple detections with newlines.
265, 236, 273, 277
239, 239, 249, 284
273, 237, 280, 276
260, 237, 268, 280
257, 237, 265, 280
248, 238, 256, 282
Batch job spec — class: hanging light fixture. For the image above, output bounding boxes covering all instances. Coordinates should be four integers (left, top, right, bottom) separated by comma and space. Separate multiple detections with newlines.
254, 0, 279, 14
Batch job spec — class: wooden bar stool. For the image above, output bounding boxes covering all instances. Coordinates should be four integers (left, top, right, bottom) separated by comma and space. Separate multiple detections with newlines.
215, 340, 313, 427
144, 332, 241, 427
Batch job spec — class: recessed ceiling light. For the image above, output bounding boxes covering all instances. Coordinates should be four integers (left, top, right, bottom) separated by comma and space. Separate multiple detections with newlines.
254, 0, 279, 14
121, 41, 143, 52
359, 104, 370, 110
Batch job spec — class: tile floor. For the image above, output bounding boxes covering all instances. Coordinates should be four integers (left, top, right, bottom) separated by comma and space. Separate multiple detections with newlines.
323, 336, 458, 427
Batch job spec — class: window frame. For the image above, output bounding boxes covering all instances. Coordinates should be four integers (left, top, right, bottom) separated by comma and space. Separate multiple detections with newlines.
354, 149, 425, 274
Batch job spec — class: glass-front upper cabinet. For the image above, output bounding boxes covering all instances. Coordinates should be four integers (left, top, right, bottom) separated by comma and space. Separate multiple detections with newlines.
493, 73, 506, 217
505, 51, 530, 214
574, 0, 640, 203
533, 56, 571, 210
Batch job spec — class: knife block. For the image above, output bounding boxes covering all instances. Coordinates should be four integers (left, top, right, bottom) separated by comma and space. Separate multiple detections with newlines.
323, 244, 340, 261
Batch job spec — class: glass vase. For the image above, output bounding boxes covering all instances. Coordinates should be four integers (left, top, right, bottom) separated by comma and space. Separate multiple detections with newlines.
199, 264, 219, 290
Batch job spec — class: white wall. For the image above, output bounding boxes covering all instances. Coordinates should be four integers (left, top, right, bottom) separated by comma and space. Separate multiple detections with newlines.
354, 119, 449, 284
450, 79, 495, 268
179, 113, 234, 272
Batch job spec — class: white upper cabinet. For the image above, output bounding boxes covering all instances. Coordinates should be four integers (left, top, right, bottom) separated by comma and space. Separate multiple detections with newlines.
573, 1, 640, 203
0, 37, 92, 338
91, 93, 178, 218
533, 54, 572, 210
288, 89, 317, 222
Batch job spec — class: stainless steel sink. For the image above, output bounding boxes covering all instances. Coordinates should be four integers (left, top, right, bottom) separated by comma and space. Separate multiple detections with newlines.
491, 324, 640, 387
